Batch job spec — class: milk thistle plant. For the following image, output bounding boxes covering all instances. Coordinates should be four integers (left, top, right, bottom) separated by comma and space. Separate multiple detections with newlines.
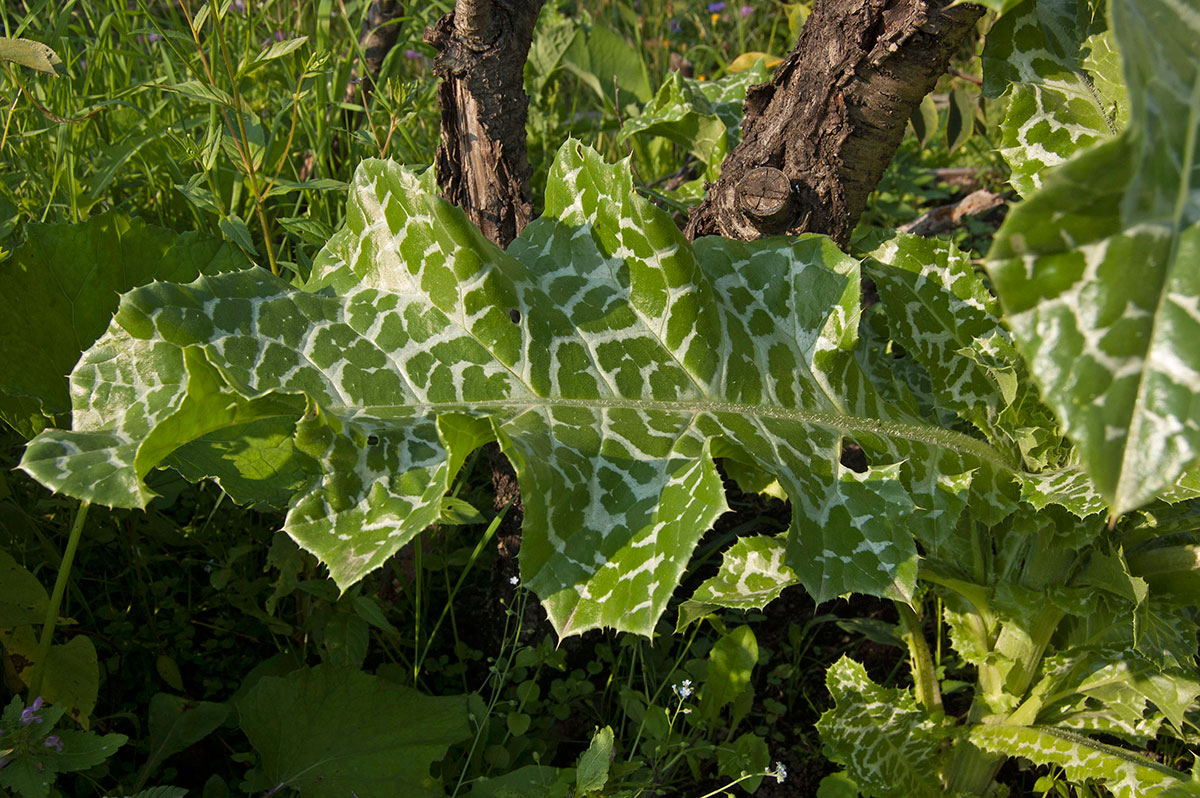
1, 0, 1199, 796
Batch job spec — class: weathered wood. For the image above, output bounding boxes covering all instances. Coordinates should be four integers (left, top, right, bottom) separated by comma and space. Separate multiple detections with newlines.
425, 0, 544, 248
686, 0, 984, 247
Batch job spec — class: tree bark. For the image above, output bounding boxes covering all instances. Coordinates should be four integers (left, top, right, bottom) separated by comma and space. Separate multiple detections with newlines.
685, 0, 984, 247
424, 0, 544, 248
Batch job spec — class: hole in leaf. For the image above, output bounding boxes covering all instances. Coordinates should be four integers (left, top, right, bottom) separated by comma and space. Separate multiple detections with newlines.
367, 434, 380, 446
508, 308, 521, 324
840, 440, 868, 473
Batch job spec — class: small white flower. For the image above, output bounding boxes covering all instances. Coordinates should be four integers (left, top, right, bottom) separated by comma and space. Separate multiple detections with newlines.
509, 575, 519, 586
672, 678, 693, 699
773, 761, 787, 783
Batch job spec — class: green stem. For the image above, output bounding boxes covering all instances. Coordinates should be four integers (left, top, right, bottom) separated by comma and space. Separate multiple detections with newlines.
28, 500, 89, 698
896, 601, 942, 712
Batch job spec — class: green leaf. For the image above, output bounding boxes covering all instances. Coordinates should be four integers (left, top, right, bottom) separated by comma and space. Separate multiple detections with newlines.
236, 665, 470, 798
575, 725, 614, 794
716, 731, 770, 794
699, 625, 758, 725
0, 697, 127, 798
981, 0, 1124, 195
141, 694, 230, 782
0, 547, 48, 627
967, 725, 1186, 798
468, 766, 569, 798
166, 79, 235, 108
817, 771, 860, 798
1, 628, 99, 728
0, 37, 64, 75
620, 60, 770, 172
0, 213, 248, 437
239, 35, 309, 78
986, 0, 1200, 514
677, 534, 800, 631
562, 24, 652, 104
816, 657, 945, 798
21, 142, 1014, 638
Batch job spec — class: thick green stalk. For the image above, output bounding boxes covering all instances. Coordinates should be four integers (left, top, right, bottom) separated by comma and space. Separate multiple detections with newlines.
896, 601, 942, 712
28, 500, 89, 698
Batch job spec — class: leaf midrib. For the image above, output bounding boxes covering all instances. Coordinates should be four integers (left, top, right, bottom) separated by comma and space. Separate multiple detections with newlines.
334, 396, 1015, 470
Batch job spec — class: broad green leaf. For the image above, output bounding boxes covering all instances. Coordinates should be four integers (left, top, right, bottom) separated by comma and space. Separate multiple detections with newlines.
166, 79, 235, 108
677, 534, 800, 631
0, 213, 248, 437
981, 0, 1124, 195
141, 694, 230, 781
620, 60, 770, 172
868, 235, 1032, 460
699, 625, 758, 724
236, 665, 470, 798
238, 35, 309, 78
986, 0, 1200, 514
1, 628, 99, 728
562, 23, 651, 105
0, 696, 126, 798
21, 142, 1014, 638
525, 9, 580, 99
816, 657, 945, 798
468, 765, 569, 798
1019, 465, 1106, 518
0, 36, 64, 75
715, 731, 771, 794
575, 725, 614, 794
0, 547, 48, 627
1033, 649, 1200, 743
968, 725, 1186, 798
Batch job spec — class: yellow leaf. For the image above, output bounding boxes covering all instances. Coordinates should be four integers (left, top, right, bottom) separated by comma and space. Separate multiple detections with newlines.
727, 52, 781, 72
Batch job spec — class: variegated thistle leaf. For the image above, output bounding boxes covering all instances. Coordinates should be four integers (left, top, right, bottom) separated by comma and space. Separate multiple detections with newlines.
967, 725, 1186, 798
21, 141, 1011, 638
986, 0, 1200, 515
981, 0, 1126, 196
864, 234, 1109, 520
816, 657, 947, 798
675, 534, 800, 631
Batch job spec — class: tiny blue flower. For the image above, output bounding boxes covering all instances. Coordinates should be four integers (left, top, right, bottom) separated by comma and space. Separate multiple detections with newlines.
509, 575, 519, 586
20, 696, 44, 726
672, 678, 693, 699
773, 761, 787, 783
707, 2, 726, 12
43, 735, 63, 753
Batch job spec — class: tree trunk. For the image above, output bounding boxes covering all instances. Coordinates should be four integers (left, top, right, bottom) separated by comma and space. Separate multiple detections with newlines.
424, 0, 544, 248
685, 0, 984, 247
425, 1, 545, 626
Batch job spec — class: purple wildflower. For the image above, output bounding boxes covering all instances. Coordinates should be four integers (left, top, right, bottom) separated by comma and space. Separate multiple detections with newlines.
146, 32, 161, 43
20, 697, 44, 726
741, 5, 753, 17
669, 18, 681, 32
233, 0, 245, 11
707, 2, 725, 12
404, 49, 422, 60
43, 735, 64, 753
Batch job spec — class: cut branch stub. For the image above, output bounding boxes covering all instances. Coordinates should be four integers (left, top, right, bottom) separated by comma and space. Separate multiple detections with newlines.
736, 166, 797, 233
686, 0, 985, 247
